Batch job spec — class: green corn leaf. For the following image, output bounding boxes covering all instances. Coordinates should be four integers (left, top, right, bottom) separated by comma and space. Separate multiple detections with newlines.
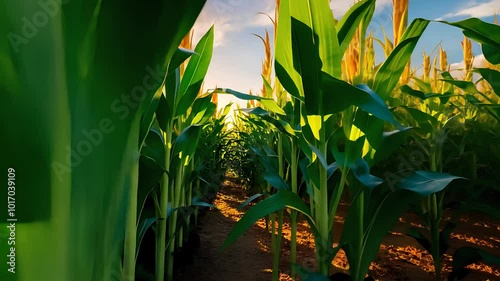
437, 18, 500, 64
135, 217, 157, 261
410, 77, 434, 93
306, 161, 321, 189
321, 76, 401, 126
482, 44, 500, 65
214, 88, 284, 115
241, 107, 296, 136
139, 86, 164, 149
176, 26, 214, 116
330, 131, 365, 168
465, 95, 500, 121
262, 74, 274, 98
474, 68, 500, 97
397, 106, 438, 134
280, 6, 339, 120
137, 155, 165, 216
0, 0, 207, 280
309, 144, 329, 170
399, 85, 456, 103
141, 129, 165, 165
369, 128, 412, 165
188, 94, 217, 125
168, 47, 197, 74
398, 171, 465, 196
359, 189, 415, 278
437, 18, 500, 48
162, 68, 180, 125
373, 18, 430, 100
172, 124, 202, 157
441, 79, 479, 93
213, 88, 265, 100
238, 193, 265, 210
351, 158, 383, 189
297, 132, 314, 161
337, 0, 376, 55
354, 84, 401, 126
290, 17, 323, 116
275, 0, 303, 100
241, 107, 270, 115
289, 0, 341, 78
264, 172, 291, 191
341, 187, 415, 279
220, 190, 318, 251
191, 199, 218, 210
260, 99, 287, 115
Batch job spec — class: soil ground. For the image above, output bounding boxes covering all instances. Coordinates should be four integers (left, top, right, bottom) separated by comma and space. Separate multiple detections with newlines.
180, 175, 500, 281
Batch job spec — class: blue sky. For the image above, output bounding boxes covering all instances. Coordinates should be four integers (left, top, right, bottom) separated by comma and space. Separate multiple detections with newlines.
192, 0, 500, 108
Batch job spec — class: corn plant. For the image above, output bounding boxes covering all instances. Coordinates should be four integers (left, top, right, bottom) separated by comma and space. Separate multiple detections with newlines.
218, 1, 447, 281
389, 17, 500, 281
136, 94, 228, 281
0, 1, 206, 281
131, 26, 218, 281
215, 82, 289, 281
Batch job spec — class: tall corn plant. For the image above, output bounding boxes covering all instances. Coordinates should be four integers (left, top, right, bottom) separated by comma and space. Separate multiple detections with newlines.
392, 18, 500, 281
136, 26, 215, 281
0, 1, 206, 281
255, 16, 291, 279
221, 1, 435, 280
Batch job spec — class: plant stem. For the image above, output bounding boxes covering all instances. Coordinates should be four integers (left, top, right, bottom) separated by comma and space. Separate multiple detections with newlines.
156, 124, 173, 281
354, 187, 365, 281
429, 138, 442, 281
271, 212, 276, 254
329, 168, 348, 230
430, 193, 441, 281
167, 157, 185, 280
273, 210, 284, 281
271, 133, 285, 281
167, 214, 177, 281
290, 139, 299, 279
123, 124, 140, 281
318, 139, 330, 276
290, 211, 298, 279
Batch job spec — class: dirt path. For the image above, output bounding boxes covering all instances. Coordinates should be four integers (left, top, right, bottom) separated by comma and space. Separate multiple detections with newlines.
180, 176, 500, 281
179, 176, 280, 281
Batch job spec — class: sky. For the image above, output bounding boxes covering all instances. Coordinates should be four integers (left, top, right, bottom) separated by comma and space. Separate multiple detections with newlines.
191, 0, 500, 109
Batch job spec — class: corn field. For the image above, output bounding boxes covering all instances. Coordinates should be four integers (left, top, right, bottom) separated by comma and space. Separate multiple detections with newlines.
1, 1, 500, 281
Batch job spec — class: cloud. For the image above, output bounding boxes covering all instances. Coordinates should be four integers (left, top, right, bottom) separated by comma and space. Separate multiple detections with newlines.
436, 0, 500, 20
448, 54, 488, 80
450, 53, 488, 69
194, 0, 395, 47
193, 0, 274, 47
